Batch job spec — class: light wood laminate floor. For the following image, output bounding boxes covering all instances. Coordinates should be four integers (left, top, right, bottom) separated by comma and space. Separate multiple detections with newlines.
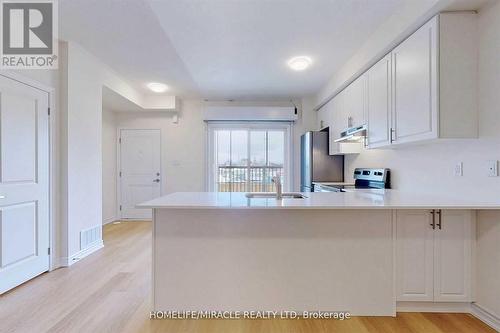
0, 221, 495, 333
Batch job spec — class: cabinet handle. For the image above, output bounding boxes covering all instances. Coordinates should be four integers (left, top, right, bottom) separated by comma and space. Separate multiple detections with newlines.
436, 210, 442, 230
390, 128, 396, 143
430, 210, 436, 229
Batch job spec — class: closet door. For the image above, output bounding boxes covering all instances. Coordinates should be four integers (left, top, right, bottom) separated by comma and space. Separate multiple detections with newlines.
0, 75, 50, 294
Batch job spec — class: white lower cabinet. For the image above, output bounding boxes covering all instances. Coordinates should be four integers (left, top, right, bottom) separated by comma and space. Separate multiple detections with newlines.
396, 210, 435, 301
396, 210, 474, 302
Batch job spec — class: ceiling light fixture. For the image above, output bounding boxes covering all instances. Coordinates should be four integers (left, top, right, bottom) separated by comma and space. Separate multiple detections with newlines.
147, 82, 169, 93
287, 56, 312, 71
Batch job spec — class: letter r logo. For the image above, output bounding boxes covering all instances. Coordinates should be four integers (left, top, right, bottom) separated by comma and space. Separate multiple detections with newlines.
2, 2, 53, 54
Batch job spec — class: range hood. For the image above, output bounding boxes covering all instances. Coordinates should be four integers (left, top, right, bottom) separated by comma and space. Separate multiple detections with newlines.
334, 124, 367, 143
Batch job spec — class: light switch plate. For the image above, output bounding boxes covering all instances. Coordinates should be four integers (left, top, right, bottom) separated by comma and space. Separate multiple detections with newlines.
454, 162, 463, 177
487, 160, 498, 177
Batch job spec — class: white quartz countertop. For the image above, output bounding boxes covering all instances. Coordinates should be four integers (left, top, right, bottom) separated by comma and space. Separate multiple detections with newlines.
137, 190, 500, 210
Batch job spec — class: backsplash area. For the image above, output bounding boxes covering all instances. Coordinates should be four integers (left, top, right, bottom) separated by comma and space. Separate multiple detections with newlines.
345, 139, 500, 197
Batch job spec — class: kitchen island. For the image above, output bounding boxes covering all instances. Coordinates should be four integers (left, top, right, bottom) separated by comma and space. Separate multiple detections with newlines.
138, 191, 500, 316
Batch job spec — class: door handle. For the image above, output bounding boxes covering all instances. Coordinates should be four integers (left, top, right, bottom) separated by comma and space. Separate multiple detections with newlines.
436, 210, 442, 230
430, 210, 436, 230
153, 179, 160, 183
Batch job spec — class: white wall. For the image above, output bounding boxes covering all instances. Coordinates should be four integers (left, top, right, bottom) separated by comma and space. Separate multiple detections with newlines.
60, 41, 144, 259
102, 108, 117, 224
476, 211, 500, 318
316, 0, 500, 319
474, 0, 500, 318
114, 101, 206, 195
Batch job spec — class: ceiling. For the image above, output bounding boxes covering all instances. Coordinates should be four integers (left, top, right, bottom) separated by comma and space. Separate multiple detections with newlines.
60, 0, 414, 100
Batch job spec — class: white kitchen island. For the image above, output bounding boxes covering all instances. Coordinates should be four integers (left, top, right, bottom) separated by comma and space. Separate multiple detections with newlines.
138, 191, 500, 316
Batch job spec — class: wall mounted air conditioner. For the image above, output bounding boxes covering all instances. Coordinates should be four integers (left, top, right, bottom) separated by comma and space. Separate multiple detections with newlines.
203, 106, 298, 121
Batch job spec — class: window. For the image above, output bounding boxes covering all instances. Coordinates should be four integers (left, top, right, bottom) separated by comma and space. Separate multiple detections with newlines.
207, 122, 292, 192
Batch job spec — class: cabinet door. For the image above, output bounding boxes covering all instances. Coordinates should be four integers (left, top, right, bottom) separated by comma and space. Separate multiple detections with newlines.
329, 93, 343, 155
367, 55, 391, 148
317, 106, 328, 130
396, 210, 434, 301
344, 75, 366, 128
331, 91, 345, 137
433, 210, 473, 302
392, 17, 438, 144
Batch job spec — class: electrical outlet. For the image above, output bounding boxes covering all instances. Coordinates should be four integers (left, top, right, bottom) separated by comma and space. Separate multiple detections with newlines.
454, 162, 463, 177
488, 160, 498, 177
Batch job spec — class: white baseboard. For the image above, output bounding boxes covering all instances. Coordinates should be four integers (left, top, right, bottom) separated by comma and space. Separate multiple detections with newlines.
471, 303, 500, 332
103, 216, 118, 225
397, 301, 471, 313
60, 240, 104, 267
397, 301, 500, 331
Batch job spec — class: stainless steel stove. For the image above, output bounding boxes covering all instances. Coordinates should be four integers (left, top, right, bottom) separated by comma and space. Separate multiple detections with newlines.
313, 168, 390, 192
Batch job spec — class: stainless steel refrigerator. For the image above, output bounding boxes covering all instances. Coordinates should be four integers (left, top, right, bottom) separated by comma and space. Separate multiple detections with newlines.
300, 131, 344, 192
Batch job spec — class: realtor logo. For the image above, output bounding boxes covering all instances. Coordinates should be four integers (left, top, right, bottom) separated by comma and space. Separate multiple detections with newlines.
1, 0, 58, 69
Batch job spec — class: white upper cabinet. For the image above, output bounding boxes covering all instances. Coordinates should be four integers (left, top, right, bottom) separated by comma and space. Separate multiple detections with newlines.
366, 54, 391, 148
316, 101, 331, 131
392, 18, 438, 143
365, 13, 478, 148
343, 74, 367, 129
317, 13, 477, 152
327, 89, 363, 155
330, 90, 344, 138
392, 17, 438, 144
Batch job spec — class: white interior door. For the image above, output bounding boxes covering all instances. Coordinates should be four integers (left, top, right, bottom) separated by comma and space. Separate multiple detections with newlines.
120, 129, 161, 219
0, 75, 50, 294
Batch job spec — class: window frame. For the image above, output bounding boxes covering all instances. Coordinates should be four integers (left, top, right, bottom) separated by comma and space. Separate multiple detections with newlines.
206, 121, 293, 192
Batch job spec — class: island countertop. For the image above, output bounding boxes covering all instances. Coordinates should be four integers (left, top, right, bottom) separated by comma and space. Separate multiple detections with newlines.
137, 190, 500, 210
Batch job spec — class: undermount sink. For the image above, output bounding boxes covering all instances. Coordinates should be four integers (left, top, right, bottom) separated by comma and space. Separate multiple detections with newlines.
245, 192, 307, 199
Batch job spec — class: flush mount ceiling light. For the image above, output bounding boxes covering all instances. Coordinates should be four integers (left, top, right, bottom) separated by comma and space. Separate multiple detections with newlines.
287, 56, 312, 71
147, 82, 169, 93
